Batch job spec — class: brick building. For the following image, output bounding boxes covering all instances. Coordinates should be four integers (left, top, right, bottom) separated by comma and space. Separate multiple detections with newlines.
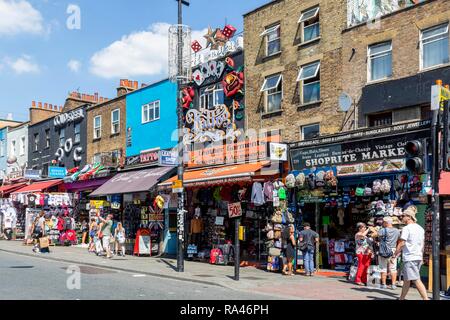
86, 79, 138, 168
341, 0, 450, 129
243, 0, 346, 143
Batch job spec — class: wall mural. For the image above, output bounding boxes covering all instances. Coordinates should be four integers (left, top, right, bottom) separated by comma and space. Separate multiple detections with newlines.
55, 138, 83, 163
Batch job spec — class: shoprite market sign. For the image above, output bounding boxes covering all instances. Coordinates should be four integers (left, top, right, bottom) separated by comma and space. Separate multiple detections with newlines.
290, 121, 430, 172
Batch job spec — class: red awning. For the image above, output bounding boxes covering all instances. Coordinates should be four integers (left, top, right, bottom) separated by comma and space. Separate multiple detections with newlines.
439, 172, 450, 195
12, 180, 64, 194
0, 183, 27, 196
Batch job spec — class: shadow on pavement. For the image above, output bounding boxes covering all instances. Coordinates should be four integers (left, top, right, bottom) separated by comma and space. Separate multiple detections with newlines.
159, 258, 178, 271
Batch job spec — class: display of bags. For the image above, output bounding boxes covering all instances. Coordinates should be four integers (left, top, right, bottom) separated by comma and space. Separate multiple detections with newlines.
355, 187, 364, 197
381, 179, 391, 194
274, 230, 282, 240
267, 230, 274, 240
296, 173, 306, 189
271, 212, 282, 223
269, 247, 281, 256
285, 174, 296, 189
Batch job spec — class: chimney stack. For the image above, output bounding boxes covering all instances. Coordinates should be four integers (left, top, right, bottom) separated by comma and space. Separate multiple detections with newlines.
38, 102, 42, 108
32, 101, 36, 108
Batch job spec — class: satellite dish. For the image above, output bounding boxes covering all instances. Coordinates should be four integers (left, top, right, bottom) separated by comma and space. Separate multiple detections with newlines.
339, 92, 352, 112
7, 155, 17, 165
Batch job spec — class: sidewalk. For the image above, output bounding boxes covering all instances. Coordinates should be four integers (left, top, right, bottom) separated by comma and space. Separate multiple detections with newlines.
0, 240, 429, 300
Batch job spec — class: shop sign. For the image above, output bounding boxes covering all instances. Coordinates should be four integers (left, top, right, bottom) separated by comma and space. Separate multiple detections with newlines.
159, 150, 178, 166
290, 127, 430, 172
7, 171, 22, 179
269, 143, 288, 161
89, 200, 110, 208
183, 105, 241, 144
187, 133, 281, 167
192, 35, 244, 67
24, 169, 41, 179
126, 150, 159, 167
111, 202, 121, 209
54, 108, 84, 128
149, 213, 164, 222
228, 202, 242, 218
49, 166, 67, 178
172, 180, 183, 193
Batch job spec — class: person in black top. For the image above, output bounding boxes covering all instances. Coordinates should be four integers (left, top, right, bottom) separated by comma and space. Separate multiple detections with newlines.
299, 223, 319, 276
282, 224, 296, 276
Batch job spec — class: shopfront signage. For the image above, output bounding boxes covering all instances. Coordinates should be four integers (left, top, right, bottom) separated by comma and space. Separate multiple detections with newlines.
290, 121, 431, 173
159, 150, 178, 166
24, 169, 41, 179
126, 150, 159, 167
192, 35, 244, 67
54, 108, 84, 127
183, 105, 241, 144
269, 143, 288, 161
89, 200, 110, 209
172, 180, 183, 194
228, 202, 242, 218
48, 166, 67, 178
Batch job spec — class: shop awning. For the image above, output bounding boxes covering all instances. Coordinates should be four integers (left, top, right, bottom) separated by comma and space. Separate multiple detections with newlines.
0, 183, 27, 196
12, 180, 63, 194
90, 167, 173, 196
439, 172, 450, 195
64, 177, 111, 192
159, 162, 271, 188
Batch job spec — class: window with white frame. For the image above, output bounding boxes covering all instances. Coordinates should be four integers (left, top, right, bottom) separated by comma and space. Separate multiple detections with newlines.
261, 24, 280, 56
20, 136, 25, 155
0, 140, 4, 157
94, 116, 102, 139
298, 6, 320, 43
34, 133, 39, 152
260, 74, 283, 113
59, 128, 65, 147
368, 41, 392, 82
74, 123, 81, 143
297, 61, 321, 104
10, 140, 16, 157
111, 109, 120, 134
214, 86, 224, 106
45, 129, 50, 148
200, 87, 214, 109
301, 123, 320, 140
142, 101, 160, 123
420, 23, 449, 70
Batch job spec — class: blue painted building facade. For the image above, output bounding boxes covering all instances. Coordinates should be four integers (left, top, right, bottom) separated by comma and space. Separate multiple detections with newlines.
125, 78, 178, 157
0, 127, 8, 180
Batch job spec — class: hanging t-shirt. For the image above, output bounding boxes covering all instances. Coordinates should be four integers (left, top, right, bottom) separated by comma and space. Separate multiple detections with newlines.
337, 209, 345, 226
251, 182, 265, 206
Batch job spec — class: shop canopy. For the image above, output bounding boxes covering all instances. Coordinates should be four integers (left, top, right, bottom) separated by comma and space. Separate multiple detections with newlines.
438, 172, 450, 195
159, 161, 272, 188
0, 183, 27, 196
12, 180, 63, 194
90, 167, 173, 196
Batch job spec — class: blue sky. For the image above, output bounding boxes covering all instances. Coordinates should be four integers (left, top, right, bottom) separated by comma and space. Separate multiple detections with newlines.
0, 0, 268, 121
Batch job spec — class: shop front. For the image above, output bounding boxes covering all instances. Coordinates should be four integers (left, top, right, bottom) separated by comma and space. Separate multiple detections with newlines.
0, 181, 27, 239
89, 166, 174, 255
288, 120, 432, 274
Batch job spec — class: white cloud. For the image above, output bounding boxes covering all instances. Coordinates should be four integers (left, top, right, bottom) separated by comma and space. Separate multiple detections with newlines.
5, 55, 40, 74
0, 0, 44, 36
90, 23, 207, 79
68, 59, 81, 73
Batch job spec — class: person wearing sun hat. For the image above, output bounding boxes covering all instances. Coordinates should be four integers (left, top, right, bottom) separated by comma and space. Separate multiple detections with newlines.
393, 205, 429, 300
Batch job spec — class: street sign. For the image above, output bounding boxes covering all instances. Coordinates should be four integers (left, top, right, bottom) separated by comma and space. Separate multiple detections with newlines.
24, 169, 41, 179
48, 166, 67, 178
159, 150, 178, 166
228, 202, 242, 218
431, 84, 450, 110
172, 180, 183, 193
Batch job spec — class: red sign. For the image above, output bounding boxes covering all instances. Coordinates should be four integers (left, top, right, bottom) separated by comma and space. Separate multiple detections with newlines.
140, 151, 159, 164
228, 202, 242, 218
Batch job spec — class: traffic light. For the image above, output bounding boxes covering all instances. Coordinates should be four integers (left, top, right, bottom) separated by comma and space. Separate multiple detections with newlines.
443, 99, 450, 171
405, 140, 424, 174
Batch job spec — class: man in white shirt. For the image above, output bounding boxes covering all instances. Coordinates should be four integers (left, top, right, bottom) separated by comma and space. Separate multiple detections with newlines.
393, 206, 429, 300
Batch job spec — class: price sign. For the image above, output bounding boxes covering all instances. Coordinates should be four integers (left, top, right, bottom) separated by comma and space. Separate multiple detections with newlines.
228, 202, 242, 218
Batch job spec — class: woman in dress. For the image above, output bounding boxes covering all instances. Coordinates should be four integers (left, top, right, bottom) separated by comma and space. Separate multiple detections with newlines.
355, 222, 372, 286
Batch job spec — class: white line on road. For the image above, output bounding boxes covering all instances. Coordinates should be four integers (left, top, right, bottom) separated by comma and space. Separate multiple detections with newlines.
132, 274, 146, 277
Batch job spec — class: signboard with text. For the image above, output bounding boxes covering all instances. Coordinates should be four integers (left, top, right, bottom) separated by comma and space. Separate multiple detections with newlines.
159, 150, 178, 166
48, 166, 67, 178
228, 202, 242, 218
24, 169, 41, 179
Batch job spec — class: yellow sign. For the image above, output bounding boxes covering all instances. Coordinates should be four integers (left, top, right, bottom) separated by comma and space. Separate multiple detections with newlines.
239, 226, 245, 241
172, 180, 183, 193
432, 85, 450, 111
89, 200, 110, 208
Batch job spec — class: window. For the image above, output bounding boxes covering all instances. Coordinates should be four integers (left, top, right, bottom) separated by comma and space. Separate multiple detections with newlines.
10, 140, 16, 157
34, 133, 39, 152
20, 136, 25, 156
59, 128, 65, 147
298, 6, 320, 43
368, 112, 392, 127
111, 149, 120, 165
94, 116, 102, 139
0, 140, 4, 157
260, 74, 283, 113
111, 109, 120, 134
92, 153, 101, 164
213, 87, 224, 106
297, 61, 321, 104
368, 41, 392, 82
142, 101, 160, 123
200, 86, 224, 109
261, 24, 280, 56
45, 129, 50, 148
301, 123, 320, 140
74, 123, 81, 143
420, 23, 449, 70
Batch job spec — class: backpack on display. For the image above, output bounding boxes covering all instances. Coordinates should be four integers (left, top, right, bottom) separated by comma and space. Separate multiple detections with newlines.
315, 171, 325, 188
381, 179, 391, 194
285, 174, 296, 189
296, 173, 306, 189
372, 179, 382, 194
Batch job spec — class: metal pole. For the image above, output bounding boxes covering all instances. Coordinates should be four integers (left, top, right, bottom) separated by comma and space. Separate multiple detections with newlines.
234, 218, 240, 281
176, 0, 185, 273
431, 107, 441, 300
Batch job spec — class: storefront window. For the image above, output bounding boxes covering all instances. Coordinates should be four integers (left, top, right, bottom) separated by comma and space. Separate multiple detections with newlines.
368, 112, 392, 127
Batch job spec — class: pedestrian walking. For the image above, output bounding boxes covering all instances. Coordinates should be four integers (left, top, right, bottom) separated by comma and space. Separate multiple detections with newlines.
378, 217, 400, 290
114, 222, 126, 257
98, 214, 113, 259
393, 206, 429, 300
354, 222, 372, 285
31, 213, 44, 253
281, 224, 296, 276
298, 222, 319, 276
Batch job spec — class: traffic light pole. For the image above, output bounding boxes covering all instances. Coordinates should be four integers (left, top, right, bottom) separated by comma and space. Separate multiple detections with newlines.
431, 108, 441, 300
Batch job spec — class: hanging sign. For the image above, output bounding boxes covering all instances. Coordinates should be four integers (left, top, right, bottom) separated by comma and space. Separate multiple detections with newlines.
228, 202, 242, 218
270, 143, 288, 161
159, 150, 178, 166
48, 166, 67, 178
172, 180, 183, 193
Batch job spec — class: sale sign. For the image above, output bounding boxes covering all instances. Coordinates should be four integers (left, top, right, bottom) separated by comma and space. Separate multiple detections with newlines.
228, 202, 242, 218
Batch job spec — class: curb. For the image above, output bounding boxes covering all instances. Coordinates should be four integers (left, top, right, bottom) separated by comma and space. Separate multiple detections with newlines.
0, 248, 231, 289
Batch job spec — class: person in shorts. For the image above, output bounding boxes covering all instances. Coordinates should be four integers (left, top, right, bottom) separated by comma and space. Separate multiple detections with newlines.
393, 206, 429, 300
98, 214, 113, 259
378, 217, 400, 290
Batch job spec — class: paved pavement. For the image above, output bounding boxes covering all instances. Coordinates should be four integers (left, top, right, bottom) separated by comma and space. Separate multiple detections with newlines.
0, 240, 430, 300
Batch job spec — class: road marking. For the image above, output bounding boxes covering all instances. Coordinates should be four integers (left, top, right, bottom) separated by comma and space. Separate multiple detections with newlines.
132, 274, 146, 277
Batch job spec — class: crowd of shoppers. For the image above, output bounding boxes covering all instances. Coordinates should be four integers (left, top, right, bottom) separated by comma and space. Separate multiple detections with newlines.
88, 213, 127, 259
